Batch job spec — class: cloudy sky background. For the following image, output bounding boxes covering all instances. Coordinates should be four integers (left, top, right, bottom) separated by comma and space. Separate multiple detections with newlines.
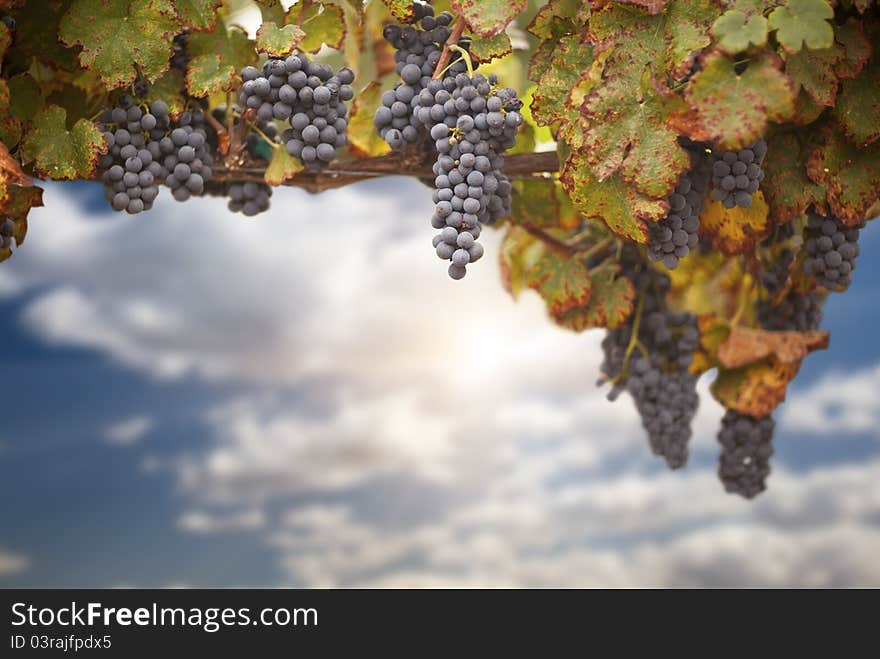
0, 179, 878, 588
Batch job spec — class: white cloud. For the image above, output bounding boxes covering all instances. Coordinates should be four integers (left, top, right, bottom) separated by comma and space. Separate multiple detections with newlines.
780, 363, 880, 437
104, 415, 154, 446
178, 509, 266, 534
0, 549, 28, 577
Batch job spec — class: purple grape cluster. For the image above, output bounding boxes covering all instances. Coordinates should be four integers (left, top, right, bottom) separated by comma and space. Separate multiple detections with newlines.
758, 289, 823, 332
600, 248, 701, 469
161, 109, 214, 203
170, 30, 189, 72
227, 182, 272, 217
647, 147, 711, 269
709, 140, 766, 208
239, 54, 353, 168
760, 248, 794, 297
98, 93, 169, 214
373, 5, 470, 149
717, 411, 775, 499
421, 73, 522, 279
803, 212, 861, 290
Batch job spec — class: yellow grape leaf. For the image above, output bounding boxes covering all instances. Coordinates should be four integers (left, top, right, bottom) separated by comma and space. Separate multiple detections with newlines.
699, 192, 772, 255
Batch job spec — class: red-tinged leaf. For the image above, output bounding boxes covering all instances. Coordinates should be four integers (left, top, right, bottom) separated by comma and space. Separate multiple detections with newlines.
0, 140, 31, 187
699, 193, 772, 255
553, 271, 636, 331
347, 81, 391, 159
381, 0, 415, 22
717, 326, 829, 369
0, 20, 9, 63
833, 19, 871, 79
449, 0, 526, 38
469, 33, 512, 63
58, 0, 179, 89
832, 55, 880, 147
711, 356, 802, 418
20, 105, 106, 180
784, 43, 844, 107
685, 49, 795, 150
530, 34, 593, 127
525, 246, 593, 317
561, 150, 662, 242
0, 183, 43, 264
186, 53, 238, 97
807, 124, 880, 225
761, 131, 826, 224
582, 74, 690, 199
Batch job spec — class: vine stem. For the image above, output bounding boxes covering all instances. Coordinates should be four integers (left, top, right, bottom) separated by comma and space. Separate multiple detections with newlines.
432, 18, 465, 79
519, 224, 576, 257
610, 293, 647, 385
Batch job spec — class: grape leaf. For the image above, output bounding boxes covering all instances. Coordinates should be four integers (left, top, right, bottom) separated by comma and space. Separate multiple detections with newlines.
833, 19, 871, 79
667, 249, 744, 320
145, 68, 187, 118
768, 0, 834, 53
176, 0, 221, 30
530, 34, 593, 127
784, 43, 844, 106
718, 326, 829, 369
346, 81, 391, 158
0, 21, 10, 62
832, 55, 880, 147
712, 10, 768, 54
582, 71, 690, 199
449, 0, 525, 38
510, 179, 579, 230
285, 2, 345, 53
0, 80, 21, 148
552, 272, 635, 331
761, 131, 826, 224
807, 124, 880, 225
527, 0, 583, 39
699, 193, 771, 255
684, 50, 795, 150
186, 53, 238, 97
711, 356, 802, 418
525, 246, 592, 317
8, 0, 80, 71
7, 73, 43, 121
0, 140, 30, 187
264, 146, 304, 186
499, 226, 546, 298
381, 0, 414, 22
21, 105, 105, 180
0, 184, 43, 264
58, 0, 179, 89
561, 150, 665, 242
188, 22, 254, 78
469, 33, 512, 63
255, 0, 285, 24
256, 21, 306, 56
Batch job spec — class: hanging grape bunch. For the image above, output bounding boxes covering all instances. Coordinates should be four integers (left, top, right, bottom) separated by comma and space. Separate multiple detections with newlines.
717, 411, 776, 499
239, 54, 354, 169
803, 212, 863, 291
709, 140, 767, 209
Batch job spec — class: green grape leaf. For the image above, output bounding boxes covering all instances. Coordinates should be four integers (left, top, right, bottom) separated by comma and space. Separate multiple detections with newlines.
256, 21, 306, 57
761, 131, 826, 224
347, 81, 390, 158
768, 0, 834, 53
833, 19, 871, 79
582, 71, 691, 199
381, 0, 415, 22
7, 74, 43, 121
531, 34, 593, 127
784, 43, 844, 106
285, 2, 345, 53
606, 0, 669, 13
21, 105, 105, 180
264, 146, 304, 186
527, 39, 556, 85
510, 180, 561, 229
175, 0, 221, 30
832, 56, 880, 147
525, 246, 593, 318
527, 0, 583, 39
553, 272, 636, 331
469, 33, 512, 63
145, 68, 187, 118
807, 124, 880, 225
588, 0, 719, 80
500, 226, 545, 298
186, 53, 238, 97
188, 21, 254, 78
712, 9, 768, 54
561, 150, 665, 242
449, 0, 526, 38
8, 0, 80, 71
254, 0, 285, 24
0, 80, 21, 148
684, 50, 795, 149
58, 0, 179, 89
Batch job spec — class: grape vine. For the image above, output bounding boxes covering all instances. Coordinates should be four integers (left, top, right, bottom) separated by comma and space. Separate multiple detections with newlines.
0, 0, 878, 498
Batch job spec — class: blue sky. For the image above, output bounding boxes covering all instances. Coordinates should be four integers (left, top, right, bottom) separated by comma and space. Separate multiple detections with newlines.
0, 179, 878, 588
